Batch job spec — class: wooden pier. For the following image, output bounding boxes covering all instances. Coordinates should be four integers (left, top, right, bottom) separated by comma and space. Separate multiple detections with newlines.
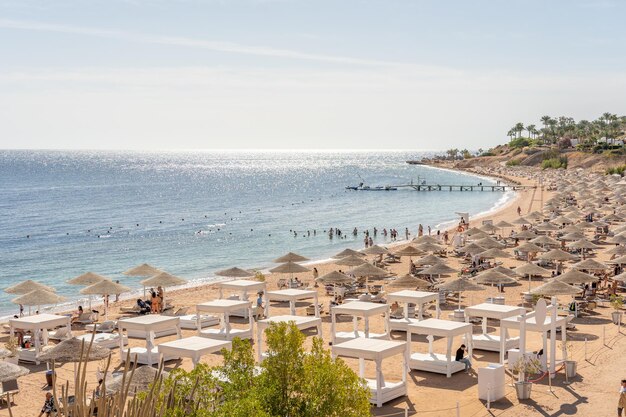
394, 184, 534, 192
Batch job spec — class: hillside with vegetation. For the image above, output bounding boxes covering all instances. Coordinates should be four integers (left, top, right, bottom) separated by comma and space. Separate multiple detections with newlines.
429, 113, 626, 174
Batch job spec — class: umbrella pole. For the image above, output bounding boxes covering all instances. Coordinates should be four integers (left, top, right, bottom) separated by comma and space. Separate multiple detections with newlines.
528, 275, 531, 292
458, 292, 462, 310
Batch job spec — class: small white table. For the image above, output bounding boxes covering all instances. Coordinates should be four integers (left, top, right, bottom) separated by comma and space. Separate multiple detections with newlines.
157, 336, 231, 367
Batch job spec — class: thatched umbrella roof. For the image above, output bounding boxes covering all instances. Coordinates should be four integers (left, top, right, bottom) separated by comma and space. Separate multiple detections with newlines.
334, 255, 367, 267
494, 220, 514, 228
556, 269, 598, 285
491, 266, 519, 277
480, 223, 499, 233
516, 242, 546, 253
362, 245, 389, 255
123, 263, 162, 277
414, 254, 444, 266
415, 242, 445, 253
107, 365, 169, 393
477, 248, 511, 259
539, 249, 578, 262
412, 235, 440, 244
67, 272, 109, 286
461, 243, 488, 256
568, 239, 600, 250
387, 274, 432, 290
332, 248, 365, 259
315, 271, 354, 285
609, 234, 626, 245
37, 337, 111, 363
81, 280, 130, 296
0, 361, 29, 383
511, 217, 530, 225
605, 245, 626, 256
141, 272, 187, 287
5, 280, 55, 295
535, 222, 560, 232
273, 252, 309, 263
436, 278, 484, 309
514, 263, 551, 276
215, 267, 255, 278
560, 231, 586, 241
607, 255, 626, 265
269, 262, 311, 274
475, 237, 505, 249
474, 270, 517, 285
347, 263, 390, 277
12, 289, 66, 306
513, 230, 537, 240
394, 245, 424, 257
417, 263, 457, 276
572, 258, 608, 271
530, 280, 582, 296
531, 236, 561, 247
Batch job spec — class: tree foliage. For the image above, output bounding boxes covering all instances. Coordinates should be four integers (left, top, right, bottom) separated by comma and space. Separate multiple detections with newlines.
154, 322, 371, 417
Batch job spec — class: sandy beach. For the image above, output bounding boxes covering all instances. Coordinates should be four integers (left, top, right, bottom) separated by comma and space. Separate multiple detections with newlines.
3, 164, 626, 417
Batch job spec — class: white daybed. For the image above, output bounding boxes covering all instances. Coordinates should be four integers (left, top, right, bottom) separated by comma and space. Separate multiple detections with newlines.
158, 336, 231, 367
406, 318, 473, 377
387, 290, 440, 332
330, 301, 390, 345
332, 338, 408, 408
464, 303, 524, 362
217, 280, 266, 318
75, 332, 128, 349
117, 315, 181, 366
9, 314, 72, 365
196, 300, 254, 341
179, 314, 219, 330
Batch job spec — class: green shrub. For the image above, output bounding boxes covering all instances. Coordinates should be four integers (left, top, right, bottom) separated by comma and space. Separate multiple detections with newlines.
606, 165, 626, 176
509, 137, 530, 148
506, 159, 521, 166
480, 151, 495, 157
541, 157, 568, 169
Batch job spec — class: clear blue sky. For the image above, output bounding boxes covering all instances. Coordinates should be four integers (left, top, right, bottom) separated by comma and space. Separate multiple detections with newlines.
1, 0, 625, 150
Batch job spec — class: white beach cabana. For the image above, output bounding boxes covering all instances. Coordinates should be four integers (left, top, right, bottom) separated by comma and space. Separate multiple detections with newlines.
256, 315, 322, 361
217, 279, 266, 318
464, 303, 524, 362
406, 318, 472, 377
9, 314, 72, 364
157, 336, 231, 367
500, 299, 571, 375
117, 315, 182, 366
264, 289, 319, 317
196, 299, 254, 341
332, 338, 408, 408
387, 290, 440, 332
330, 301, 390, 345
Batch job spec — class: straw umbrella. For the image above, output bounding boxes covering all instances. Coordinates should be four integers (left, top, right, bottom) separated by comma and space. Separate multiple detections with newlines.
556, 269, 598, 285
215, 267, 255, 278
362, 245, 389, 255
475, 237, 505, 249
607, 255, 626, 265
530, 280, 582, 296
333, 248, 365, 258
38, 337, 111, 377
531, 235, 560, 248
436, 278, 483, 310
539, 248, 579, 262
387, 274, 432, 290
605, 245, 626, 256
273, 252, 309, 263
0, 361, 29, 383
124, 263, 162, 297
412, 235, 440, 244
81, 280, 131, 320
68, 272, 110, 309
4, 280, 55, 295
568, 239, 601, 259
394, 245, 424, 258
141, 272, 188, 311
491, 266, 519, 278
477, 248, 511, 263
334, 255, 367, 267
315, 271, 354, 286
571, 259, 608, 271
474, 269, 517, 287
417, 263, 458, 281
269, 261, 311, 283
511, 217, 530, 225
347, 263, 390, 288
514, 263, 551, 292
516, 242, 546, 254
11, 289, 66, 314
414, 254, 443, 266
107, 365, 169, 394
513, 230, 537, 240
415, 242, 445, 253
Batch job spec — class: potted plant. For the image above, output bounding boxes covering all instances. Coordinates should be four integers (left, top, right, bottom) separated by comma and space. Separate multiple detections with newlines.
610, 294, 623, 325
511, 355, 542, 400
4, 337, 19, 364
560, 341, 577, 379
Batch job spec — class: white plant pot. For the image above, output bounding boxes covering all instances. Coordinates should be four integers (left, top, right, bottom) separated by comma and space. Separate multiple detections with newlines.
515, 381, 532, 400
564, 360, 577, 378
612, 311, 623, 325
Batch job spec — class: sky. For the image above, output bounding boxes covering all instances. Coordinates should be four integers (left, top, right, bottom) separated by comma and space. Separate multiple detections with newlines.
1, 0, 625, 150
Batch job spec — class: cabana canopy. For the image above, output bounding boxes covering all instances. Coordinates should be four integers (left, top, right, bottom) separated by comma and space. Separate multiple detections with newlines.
464, 303, 524, 362
196, 300, 254, 341
387, 290, 440, 331
264, 289, 319, 317
117, 315, 182, 366
331, 301, 390, 345
157, 336, 231, 367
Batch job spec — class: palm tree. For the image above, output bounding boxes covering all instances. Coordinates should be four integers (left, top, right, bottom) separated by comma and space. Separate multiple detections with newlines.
507, 129, 516, 141
514, 122, 525, 138
526, 124, 536, 139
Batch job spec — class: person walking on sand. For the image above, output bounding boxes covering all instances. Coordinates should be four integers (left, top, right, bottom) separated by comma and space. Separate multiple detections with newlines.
517, 206, 522, 216
617, 379, 626, 417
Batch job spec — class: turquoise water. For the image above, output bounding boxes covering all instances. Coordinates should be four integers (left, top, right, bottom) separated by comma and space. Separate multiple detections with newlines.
0, 150, 512, 315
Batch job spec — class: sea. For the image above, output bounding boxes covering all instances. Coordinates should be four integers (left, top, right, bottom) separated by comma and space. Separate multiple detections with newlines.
0, 150, 515, 316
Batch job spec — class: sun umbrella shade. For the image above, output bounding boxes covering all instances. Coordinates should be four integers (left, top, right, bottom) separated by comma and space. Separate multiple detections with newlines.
417, 263, 457, 276
362, 245, 390, 255
511, 217, 530, 225
480, 223, 499, 233
556, 269, 598, 285
37, 337, 111, 363
568, 239, 600, 250
535, 222, 560, 231
477, 248, 511, 259
539, 249, 579, 261
414, 254, 444, 266
412, 235, 440, 244
605, 246, 626, 256
81, 280, 131, 295
474, 270, 517, 285
394, 245, 424, 257
333, 249, 365, 258
215, 267, 255, 278
415, 242, 445, 252
609, 235, 626, 244
107, 365, 169, 393
387, 274, 432, 289
491, 266, 519, 277
5, 280, 55, 295
141, 272, 187, 287
0, 361, 29, 383
513, 230, 537, 239
531, 236, 560, 246
273, 252, 309, 263
12, 289, 66, 306
334, 255, 367, 267
572, 259, 608, 271
316, 271, 354, 285
516, 242, 546, 253
269, 262, 311, 274
67, 272, 109, 286
514, 263, 551, 277
123, 264, 162, 277
607, 255, 626, 265
530, 280, 582, 296
347, 263, 389, 277
436, 278, 483, 292
475, 237, 505, 249
560, 232, 585, 241
495, 220, 514, 228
